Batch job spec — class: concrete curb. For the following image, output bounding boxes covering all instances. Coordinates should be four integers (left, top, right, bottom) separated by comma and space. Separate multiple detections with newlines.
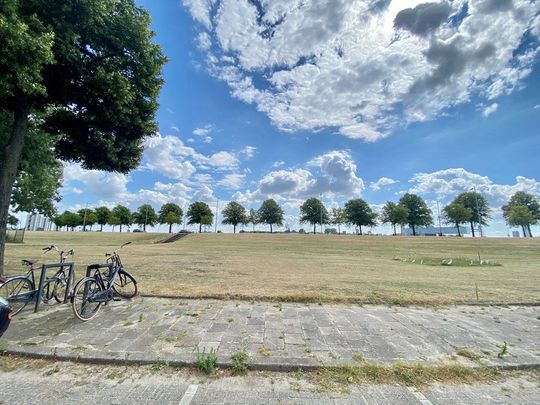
4, 348, 540, 374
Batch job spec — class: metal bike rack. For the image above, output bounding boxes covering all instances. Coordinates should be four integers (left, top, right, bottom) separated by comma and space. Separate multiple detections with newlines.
85, 263, 113, 278
34, 262, 75, 313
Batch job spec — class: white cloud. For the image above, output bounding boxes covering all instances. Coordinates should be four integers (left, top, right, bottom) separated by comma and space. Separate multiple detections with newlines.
208, 151, 239, 169
63, 162, 131, 201
534, 104, 540, 109
370, 177, 398, 191
184, 0, 539, 141
482, 103, 498, 117
239, 145, 256, 159
218, 173, 245, 189
409, 168, 539, 205
192, 124, 214, 143
272, 161, 285, 168
197, 32, 212, 50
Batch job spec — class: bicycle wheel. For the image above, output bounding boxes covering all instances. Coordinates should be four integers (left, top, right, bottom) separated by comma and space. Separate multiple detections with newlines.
112, 271, 138, 299
71, 277, 103, 321
52, 269, 73, 303
0, 277, 34, 316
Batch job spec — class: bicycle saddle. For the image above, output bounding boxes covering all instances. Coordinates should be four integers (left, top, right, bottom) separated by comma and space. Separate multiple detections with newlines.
21, 259, 38, 266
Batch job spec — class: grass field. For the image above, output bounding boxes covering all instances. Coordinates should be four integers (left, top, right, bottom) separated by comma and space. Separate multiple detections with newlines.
4, 232, 540, 305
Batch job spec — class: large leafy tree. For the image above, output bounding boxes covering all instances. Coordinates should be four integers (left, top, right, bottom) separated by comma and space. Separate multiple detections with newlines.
502, 192, 539, 237
453, 192, 490, 237
258, 199, 284, 233
299, 198, 329, 234
0, 0, 166, 275
330, 207, 347, 234
78, 208, 97, 231
94, 206, 111, 232
379, 202, 409, 236
111, 205, 131, 233
187, 201, 213, 233
132, 204, 158, 231
442, 203, 472, 237
344, 199, 377, 235
247, 208, 259, 232
222, 201, 246, 233
158, 203, 182, 233
58, 210, 81, 231
398, 193, 432, 236
505, 205, 537, 237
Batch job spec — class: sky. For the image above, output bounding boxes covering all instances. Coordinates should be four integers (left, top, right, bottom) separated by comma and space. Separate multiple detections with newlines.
53, 0, 540, 235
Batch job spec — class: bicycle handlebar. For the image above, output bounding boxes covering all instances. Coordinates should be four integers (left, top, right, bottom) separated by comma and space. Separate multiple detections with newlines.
105, 242, 132, 258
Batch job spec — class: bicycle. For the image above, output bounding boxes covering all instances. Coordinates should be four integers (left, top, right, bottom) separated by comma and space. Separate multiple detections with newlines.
71, 242, 137, 321
0, 245, 75, 316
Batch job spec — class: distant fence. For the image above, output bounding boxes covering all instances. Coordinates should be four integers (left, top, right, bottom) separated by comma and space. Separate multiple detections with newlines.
6, 229, 25, 243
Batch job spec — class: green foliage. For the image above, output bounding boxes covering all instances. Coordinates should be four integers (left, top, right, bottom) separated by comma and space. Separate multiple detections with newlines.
330, 207, 347, 233
7, 214, 19, 228
299, 198, 329, 233
344, 199, 377, 235
502, 192, 539, 237
221, 201, 247, 233
187, 201, 213, 232
111, 205, 131, 231
258, 199, 284, 233
94, 206, 111, 231
158, 203, 182, 233
247, 208, 259, 231
78, 208, 97, 231
231, 349, 249, 376
55, 210, 81, 230
398, 194, 432, 236
380, 202, 409, 235
195, 347, 217, 374
453, 192, 490, 237
443, 203, 472, 237
132, 204, 158, 230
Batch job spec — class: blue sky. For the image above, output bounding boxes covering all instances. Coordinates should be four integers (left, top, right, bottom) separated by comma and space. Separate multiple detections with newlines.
56, 0, 540, 235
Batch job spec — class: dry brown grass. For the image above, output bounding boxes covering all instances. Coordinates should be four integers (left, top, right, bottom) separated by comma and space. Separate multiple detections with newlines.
4, 231, 540, 305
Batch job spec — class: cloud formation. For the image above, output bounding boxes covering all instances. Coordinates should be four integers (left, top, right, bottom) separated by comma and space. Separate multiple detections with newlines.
183, 0, 539, 141
370, 177, 398, 191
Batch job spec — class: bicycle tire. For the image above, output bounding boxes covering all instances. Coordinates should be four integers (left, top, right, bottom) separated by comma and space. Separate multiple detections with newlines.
71, 277, 103, 321
52, 269, 74, 303
112, 270, 138, 299
0, 276, 34, 316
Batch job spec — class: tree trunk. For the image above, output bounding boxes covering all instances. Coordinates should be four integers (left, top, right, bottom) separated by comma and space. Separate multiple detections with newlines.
100, 224, 103, 232
313, 223, 316, 234
252, 224, 255, 232
359, 225, 363, 235
270, 224, 273, 233
143, 223, 146, 232
470, 221, 475, 238
0, 94, 29, 277
393, 223, 396, 236
233, 224, 236, 233
527, 224, 533, 237
456, 222, 461, 237
412, 224, 416, 236
199, 223, 202, 233
521, 225, 526, 238
120, 225, 123, 232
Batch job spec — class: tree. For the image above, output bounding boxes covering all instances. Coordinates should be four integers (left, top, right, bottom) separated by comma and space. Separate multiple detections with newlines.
453, 192, 490, 237
94, 207, 111, 232
344, 199, 377, 235
7, 215, 18, 228
502, 192, 539, 237
247, 208, 259, 232
398, 193, 432, 236
258, 199, 284, 233
505, 205, 537, 237
78, 208, 97, 231
0, 0, 166, 275
379, 202, 409, 236
442, 203, 472, 237
111, 205, 131, 233
222, 201, 247, 233
59, 211, 81, 231
158, 203, 182, 233
187, 202, 213, 233
299, 198, 329, 234
108, 214, 121, 232
132, 204, 158, 231
201, 215, 213, 232
331, 207, 347, 234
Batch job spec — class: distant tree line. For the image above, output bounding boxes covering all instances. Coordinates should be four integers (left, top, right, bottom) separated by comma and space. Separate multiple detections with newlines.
51, 191, 539, 237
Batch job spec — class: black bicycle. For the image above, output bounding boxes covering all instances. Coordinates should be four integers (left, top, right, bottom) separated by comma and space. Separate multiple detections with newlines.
71, 242, 137, 321
0, 246, 74, 316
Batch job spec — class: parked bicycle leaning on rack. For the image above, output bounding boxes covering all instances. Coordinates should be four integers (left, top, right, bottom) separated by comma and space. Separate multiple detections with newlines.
71, 242, 138, 321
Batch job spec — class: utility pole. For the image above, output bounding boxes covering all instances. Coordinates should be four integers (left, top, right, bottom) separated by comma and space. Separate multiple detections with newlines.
436, 201, 442, 236
320, 193, 323, 234
214, 199, 219, 233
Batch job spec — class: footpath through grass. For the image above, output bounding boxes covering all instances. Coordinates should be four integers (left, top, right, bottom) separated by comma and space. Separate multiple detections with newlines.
4, 232, 540, 305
